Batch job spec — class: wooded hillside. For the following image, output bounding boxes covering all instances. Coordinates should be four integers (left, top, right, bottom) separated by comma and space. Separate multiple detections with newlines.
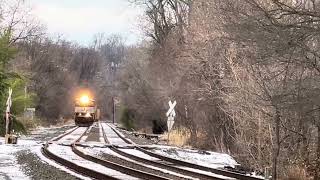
1, 0, 320, 179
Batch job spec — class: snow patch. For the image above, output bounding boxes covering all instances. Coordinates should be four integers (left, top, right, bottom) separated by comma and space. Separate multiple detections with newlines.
0, 137, 40, 180
152, 146, 239, 169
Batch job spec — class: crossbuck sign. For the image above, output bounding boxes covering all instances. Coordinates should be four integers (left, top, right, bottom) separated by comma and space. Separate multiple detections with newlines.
166, 100, 176, 131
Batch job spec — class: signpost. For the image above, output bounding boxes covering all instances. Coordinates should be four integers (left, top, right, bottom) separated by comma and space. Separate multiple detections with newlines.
5, 88, 12, 135
25, 108, 35, 120
5, 88, 17, 144
166, 100, 176, 144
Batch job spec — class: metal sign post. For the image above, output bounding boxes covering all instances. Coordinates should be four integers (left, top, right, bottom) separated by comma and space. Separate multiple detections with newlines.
166, 100, 176, 144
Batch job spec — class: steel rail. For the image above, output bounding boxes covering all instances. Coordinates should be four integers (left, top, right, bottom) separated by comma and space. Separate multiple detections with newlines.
49, 126, 79, 142
102, 124, 225, 180
107, 124, 262, 180
42, 126, 119, 180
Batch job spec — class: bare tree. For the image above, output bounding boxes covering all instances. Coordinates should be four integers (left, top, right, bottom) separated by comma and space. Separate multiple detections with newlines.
0, 0, 44, 44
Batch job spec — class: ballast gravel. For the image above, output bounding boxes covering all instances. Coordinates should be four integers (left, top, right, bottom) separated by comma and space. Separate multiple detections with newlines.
16, 150, 79, 180
117, 128, 160, 145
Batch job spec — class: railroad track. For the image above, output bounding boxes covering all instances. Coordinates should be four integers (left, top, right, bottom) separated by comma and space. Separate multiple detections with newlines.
49, 126, 79, 142
42, 123, 170, 180
101, 123, 229, 180
106, 123, 263, 180
42, 126, 121, 179
72, 136, 170, 179
41, 122, 262, 180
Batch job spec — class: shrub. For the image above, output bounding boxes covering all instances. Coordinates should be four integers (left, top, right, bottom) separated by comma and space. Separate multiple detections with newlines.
120, 107, 135, 130
152, 119, 166, 134
0, 115, 27, 136
281, 166, 311, 180
163, 127, 191, 147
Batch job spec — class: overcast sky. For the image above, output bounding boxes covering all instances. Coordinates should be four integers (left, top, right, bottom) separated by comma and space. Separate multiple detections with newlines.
28, 0, 144, 45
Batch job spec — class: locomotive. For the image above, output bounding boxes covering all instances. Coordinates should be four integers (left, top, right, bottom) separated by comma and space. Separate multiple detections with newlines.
74, 93, 100, 126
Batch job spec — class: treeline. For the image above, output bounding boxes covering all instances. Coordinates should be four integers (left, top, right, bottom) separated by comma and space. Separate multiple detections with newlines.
0, 1, 126, 124
17, 35, 126, 120
117, 0, 320, 179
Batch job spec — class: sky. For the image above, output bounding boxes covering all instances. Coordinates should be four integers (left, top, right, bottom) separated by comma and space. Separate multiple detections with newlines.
28, 0, 144, 45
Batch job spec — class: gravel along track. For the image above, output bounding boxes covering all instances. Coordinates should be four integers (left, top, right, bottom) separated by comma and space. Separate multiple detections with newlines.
84, 123, 101, 142
116, 128, 158, 145
16, 150, 80, 180
28, 125, 77, 142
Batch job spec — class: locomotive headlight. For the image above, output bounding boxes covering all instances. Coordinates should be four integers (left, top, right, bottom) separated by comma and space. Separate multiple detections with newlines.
80, 95, 89, 104
85, 112, 91, 117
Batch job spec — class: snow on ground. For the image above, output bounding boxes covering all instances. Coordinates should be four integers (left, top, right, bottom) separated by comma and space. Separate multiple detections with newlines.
0, 124, 87, 180
108, 123, 135, 144
101, 123, 128, 145
0, 138, 38, 180
80, 147, 197, 179
98, 122, 104, 143
33, 146, 91, 180
57, 127, 88, 145
49, 126, 78, 141
48, 144, 139, 180
151, 146, 239, 169
122, 148, 159, 161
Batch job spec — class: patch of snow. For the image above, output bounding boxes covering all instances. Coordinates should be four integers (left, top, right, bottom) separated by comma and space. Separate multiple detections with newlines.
152, 146, 239, 169
121, 148, 160, 161
101, 123, 128, 145
0, 125, 87, 180
108, 123, 135, 144
77, 142, 106, 147
0, 137, 40, 180
98, 122, 104, 143
178, 166, 235, 179
57, 127, 88, 145
49, 126, 78, 141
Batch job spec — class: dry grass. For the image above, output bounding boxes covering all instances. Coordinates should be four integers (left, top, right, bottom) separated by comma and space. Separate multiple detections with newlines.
162, 128, 191, 147
281, 166, 312, 180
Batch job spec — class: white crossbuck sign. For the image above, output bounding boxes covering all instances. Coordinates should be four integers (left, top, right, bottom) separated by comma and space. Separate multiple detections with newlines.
166, 100, 176, 131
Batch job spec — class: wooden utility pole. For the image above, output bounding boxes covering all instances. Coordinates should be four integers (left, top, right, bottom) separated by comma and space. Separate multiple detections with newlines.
112, 97, 115, 124
111, 61, 116, 124
272, 110, 281, 180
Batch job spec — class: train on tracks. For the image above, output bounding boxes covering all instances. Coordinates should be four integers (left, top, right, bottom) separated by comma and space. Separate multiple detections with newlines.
74, 90, 100, 126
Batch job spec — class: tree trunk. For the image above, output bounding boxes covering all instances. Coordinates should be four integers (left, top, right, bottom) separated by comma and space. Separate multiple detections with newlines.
272, 110, 280, 180
316, 125, 320, 179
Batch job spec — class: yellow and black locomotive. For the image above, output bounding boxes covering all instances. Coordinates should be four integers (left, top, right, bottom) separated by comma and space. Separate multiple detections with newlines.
74, 90, 100, 126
